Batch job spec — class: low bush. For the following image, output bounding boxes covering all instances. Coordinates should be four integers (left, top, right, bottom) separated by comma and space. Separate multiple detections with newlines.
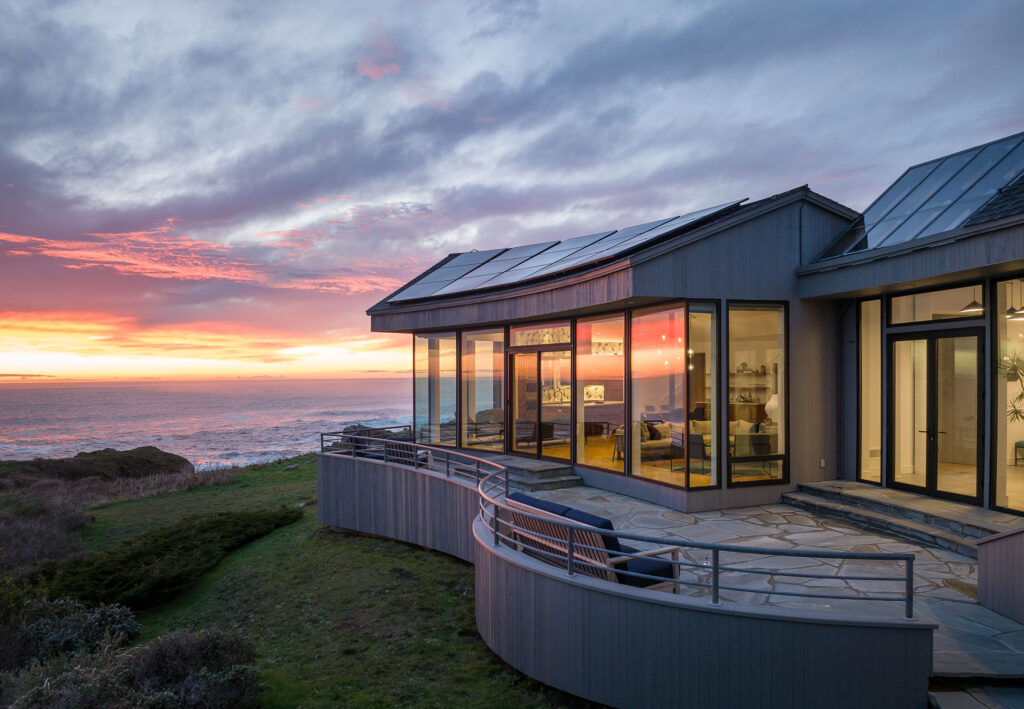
41, 507, 302, 608
126, 629, 261, 708
0, 493, 88, 571
19, 597, 141, 663
9, 630, 261, 709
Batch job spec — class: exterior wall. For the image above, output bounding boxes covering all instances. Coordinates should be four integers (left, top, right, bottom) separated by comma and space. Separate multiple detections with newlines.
633, 201, 842, 497
474, 517, 933, 709
797, 219, 1024, 300
317, 452, 478, 563
977, 528, 1024, 624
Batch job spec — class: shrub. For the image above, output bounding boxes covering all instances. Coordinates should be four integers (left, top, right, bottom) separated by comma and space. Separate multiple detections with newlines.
8, 630, 261, 709
126, 629, 261, 708
19, 597, 141, 661
42, 507, 302, 608
0, 493, 88, 571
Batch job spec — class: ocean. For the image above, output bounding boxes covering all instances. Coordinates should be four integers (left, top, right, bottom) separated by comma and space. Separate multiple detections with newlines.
0, 378, 411, 470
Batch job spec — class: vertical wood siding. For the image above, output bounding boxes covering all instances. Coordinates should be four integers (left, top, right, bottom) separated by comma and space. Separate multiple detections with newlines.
317, 455, 934, 708
977, 528, 1024, 624
317, 453, 478, 563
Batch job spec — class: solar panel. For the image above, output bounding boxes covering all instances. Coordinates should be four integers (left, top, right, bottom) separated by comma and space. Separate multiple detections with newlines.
387, 199, 744, 302
822, 131, 1024, 259
429, 242, 561, 296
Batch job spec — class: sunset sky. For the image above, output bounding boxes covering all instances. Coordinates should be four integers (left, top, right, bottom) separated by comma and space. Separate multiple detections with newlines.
2, 1, 1024, 382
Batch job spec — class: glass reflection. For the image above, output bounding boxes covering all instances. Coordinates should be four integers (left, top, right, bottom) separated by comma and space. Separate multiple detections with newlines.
413, 333, 457, 445
461, 329, 505, 451
576, 314, 625, 472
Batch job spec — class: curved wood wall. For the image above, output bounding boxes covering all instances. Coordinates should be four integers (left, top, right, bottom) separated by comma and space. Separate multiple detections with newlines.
318, 453, 934, 708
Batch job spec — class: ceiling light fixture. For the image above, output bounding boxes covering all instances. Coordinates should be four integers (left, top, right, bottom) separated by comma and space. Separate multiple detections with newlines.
960, 284, 984, 314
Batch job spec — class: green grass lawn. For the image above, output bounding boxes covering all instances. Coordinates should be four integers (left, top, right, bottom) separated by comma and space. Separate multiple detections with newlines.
82, 455, 591, 708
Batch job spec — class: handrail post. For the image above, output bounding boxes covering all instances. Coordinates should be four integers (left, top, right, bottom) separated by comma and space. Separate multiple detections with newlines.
476, 459, 481, 480
711, 549, 721, 605
567, 526, 575, 576
491, 503, 500, 547
445, 453, 451, 477
504, 469, 509, 499
904, 556, 914, 619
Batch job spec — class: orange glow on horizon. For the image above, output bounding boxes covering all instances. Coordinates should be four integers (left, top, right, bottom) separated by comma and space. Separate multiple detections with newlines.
0, 310, 411, 382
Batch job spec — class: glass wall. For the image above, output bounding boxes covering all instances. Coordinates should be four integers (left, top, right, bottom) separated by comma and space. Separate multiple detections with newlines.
727, 304, 786, 484
891, 284, 984, 324
630, 304, 688, 486
995, 278, 1024, 512
414, 332, 457, 445
576, 314, 626, 472
688, 304, 717, 487
859, 300, 882, 482
461, 329, 505, 451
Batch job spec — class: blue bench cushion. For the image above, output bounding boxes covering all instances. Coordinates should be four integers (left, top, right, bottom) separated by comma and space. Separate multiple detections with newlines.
617, 544, 676, 587
508, 491, 571, 517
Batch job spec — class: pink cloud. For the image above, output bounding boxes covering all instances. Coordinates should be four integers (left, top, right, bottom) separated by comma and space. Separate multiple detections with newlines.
356, 38, 400, 80
0, 223, 404, 295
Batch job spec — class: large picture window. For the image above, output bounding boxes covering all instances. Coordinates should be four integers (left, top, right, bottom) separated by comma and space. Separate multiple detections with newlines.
727, 304, 786, 484
576, 314, 625, 472
995, 278, 1024, 512
414, 332, 457, 445
629, 302, 717, 488
461, 329, 505, 451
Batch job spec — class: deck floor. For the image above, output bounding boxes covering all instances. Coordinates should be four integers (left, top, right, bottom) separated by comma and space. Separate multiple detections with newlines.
531, 485, 1024, 679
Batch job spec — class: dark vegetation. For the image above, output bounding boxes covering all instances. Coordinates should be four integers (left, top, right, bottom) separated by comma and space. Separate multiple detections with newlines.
0, 450, 589, 707
0, 446, 238, 573
0, 446, 194, 481
37, 508, 302, 608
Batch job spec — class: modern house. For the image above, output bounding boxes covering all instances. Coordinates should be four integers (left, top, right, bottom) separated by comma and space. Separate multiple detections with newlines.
366, 130, 1024, 516
319, 131, 1024, 708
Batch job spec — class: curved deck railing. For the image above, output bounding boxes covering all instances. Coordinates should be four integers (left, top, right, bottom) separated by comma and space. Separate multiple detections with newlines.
477, 470, 918, 618
321, 428, 508, 491
321, 431, 916, 618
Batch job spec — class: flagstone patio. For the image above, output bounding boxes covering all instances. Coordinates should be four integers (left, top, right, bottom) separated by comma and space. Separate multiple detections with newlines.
532, 485, 1024, 678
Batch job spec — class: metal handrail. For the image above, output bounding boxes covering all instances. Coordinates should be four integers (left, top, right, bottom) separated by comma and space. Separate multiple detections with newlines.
321, 431, 916, 618
321, 430, 508, 493
476, 470, 917, 619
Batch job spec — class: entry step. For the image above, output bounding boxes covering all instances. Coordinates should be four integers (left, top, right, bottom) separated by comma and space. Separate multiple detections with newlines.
782, 491, 979, 558
796, 481, 1024, 539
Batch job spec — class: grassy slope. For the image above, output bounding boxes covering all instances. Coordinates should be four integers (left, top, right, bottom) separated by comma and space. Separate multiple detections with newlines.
82, 455, 589, 708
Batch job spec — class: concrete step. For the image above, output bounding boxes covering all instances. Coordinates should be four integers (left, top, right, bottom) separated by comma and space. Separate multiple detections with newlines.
796, 481, 1024, 541
508, 472, 583, 492
782, 491, 979, 559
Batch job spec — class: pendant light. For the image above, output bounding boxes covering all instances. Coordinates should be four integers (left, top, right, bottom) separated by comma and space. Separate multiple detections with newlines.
1012, 280, 1024, 321
1008, 280, 1020, 319
959, 284, 984, 314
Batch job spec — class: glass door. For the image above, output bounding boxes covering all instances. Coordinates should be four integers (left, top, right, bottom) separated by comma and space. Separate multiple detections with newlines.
540, 350, 572, 460
510, 349, 573, 459
889, 331, 983, 503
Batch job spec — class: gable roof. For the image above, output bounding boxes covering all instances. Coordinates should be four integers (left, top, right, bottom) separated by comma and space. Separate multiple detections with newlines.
815, 130, 1024, 262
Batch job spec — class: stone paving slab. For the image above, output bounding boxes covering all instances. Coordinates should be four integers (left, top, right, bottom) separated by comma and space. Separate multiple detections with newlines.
531, 485, 1024, 678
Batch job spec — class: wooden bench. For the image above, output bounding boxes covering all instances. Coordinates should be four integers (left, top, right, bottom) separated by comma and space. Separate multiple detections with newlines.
505, 493, 681, 592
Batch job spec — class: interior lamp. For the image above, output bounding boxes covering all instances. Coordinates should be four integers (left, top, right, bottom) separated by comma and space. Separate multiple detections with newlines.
764, 394, 779, 423
959, 284, 984, 314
